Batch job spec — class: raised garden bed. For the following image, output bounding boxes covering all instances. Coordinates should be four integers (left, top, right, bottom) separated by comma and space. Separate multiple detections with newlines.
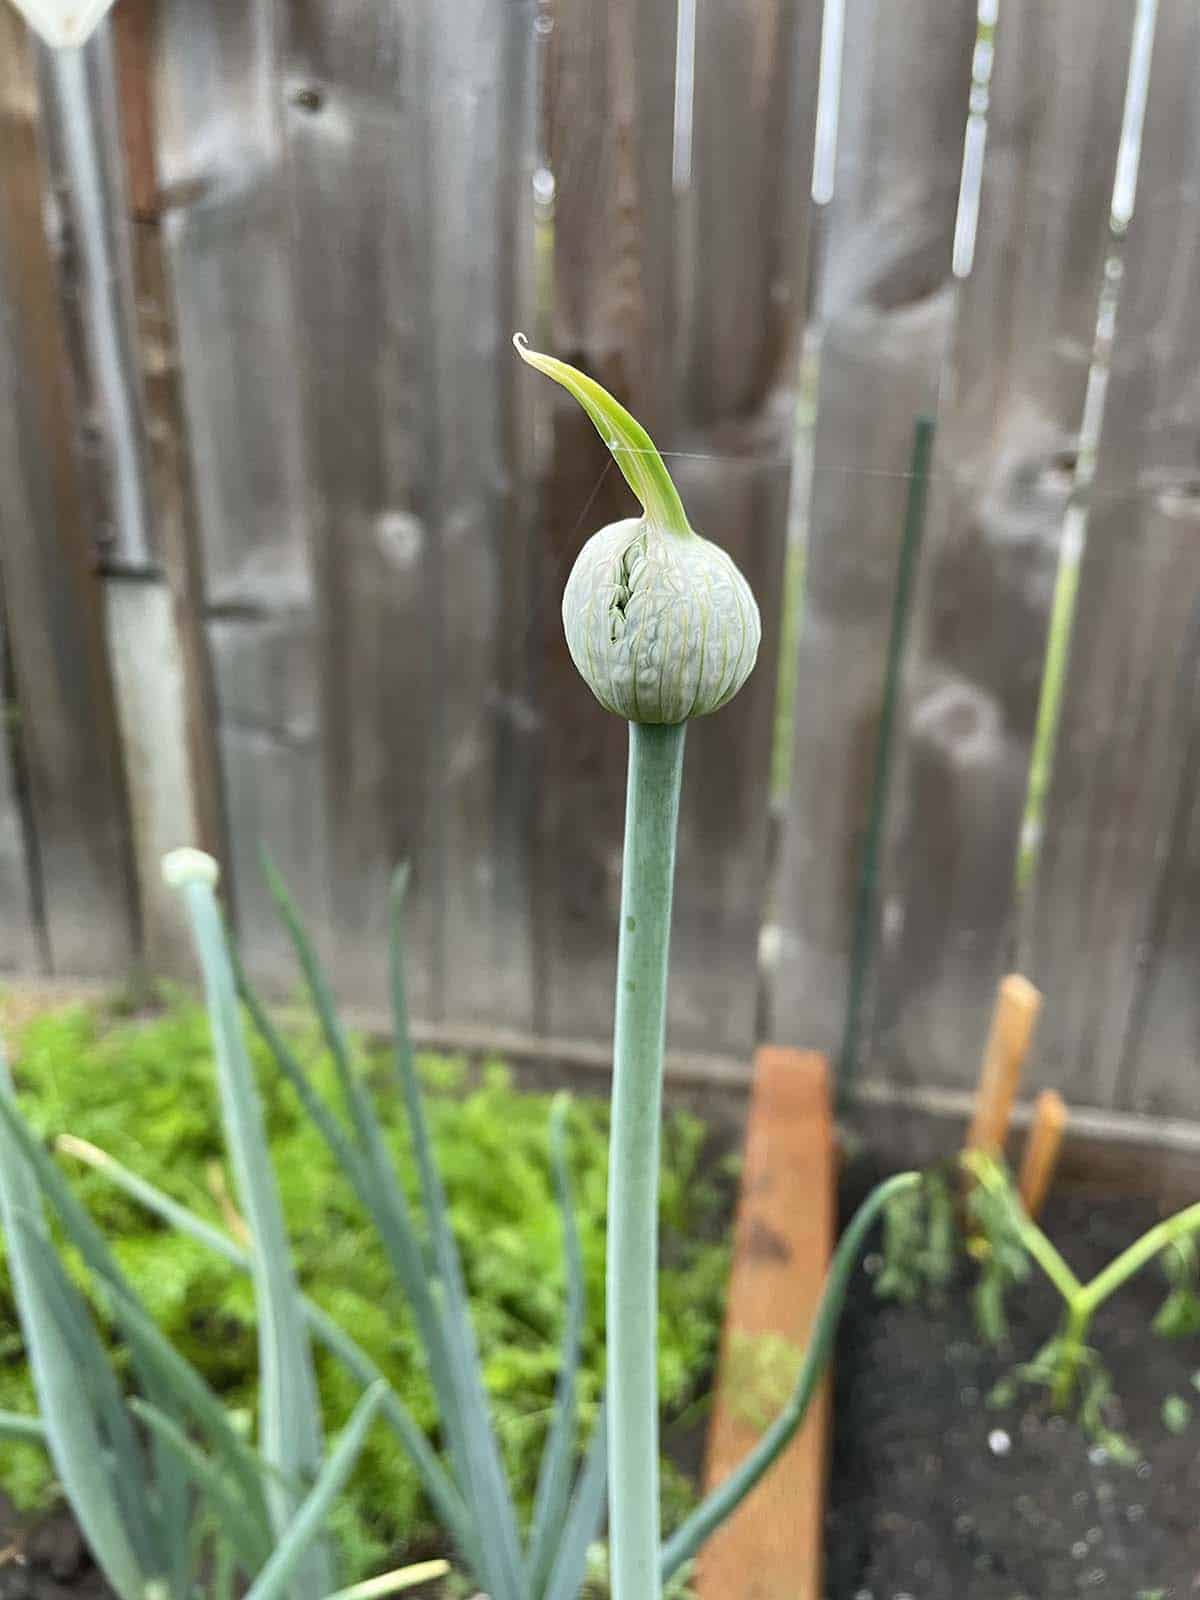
5, 989, 1199, 1600
826, 1166, 1200, 1600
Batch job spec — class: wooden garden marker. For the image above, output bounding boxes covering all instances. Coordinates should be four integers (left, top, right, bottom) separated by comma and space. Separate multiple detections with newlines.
1018, 1089, 1068, 1219
697, 1049, 834, 1600
965, 974, 1044, 1159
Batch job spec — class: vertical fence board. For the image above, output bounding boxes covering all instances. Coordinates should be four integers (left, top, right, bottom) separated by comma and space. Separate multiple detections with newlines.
1027, 1, 1200, 1117
277, 4, 438, 1017
771, 0, 976, 1058
544, 0, 820, 1055
277, 0, 537, 1026
0, 12, 135, 977
0, 610, 40, 975
424, 0, 538, 1028
154, 0, 328, 984
869, 1, 1135, 1092
537, 0, 679, 1041
669, 0, 823, 1054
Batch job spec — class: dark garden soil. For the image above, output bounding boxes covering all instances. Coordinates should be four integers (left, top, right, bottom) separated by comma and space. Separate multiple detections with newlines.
826, 1167, 1200, 1600
0, 1499, 111, 1600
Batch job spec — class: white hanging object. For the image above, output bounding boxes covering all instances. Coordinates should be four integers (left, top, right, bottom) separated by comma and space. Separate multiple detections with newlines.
6, 0, 119, 49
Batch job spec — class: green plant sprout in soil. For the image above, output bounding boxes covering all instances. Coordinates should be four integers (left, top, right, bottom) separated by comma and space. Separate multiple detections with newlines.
877, 1153, 1200, 1461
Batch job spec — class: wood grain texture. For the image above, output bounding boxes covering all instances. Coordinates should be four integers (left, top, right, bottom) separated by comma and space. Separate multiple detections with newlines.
1025, 0, 1200, 1118
421, 0, 538, 1029
542, 0, 820, 1056
0, 11, 136, 977
772, 0, 975, 1060
277, 0, 537, 1025
276, 1, 437, 1014
872, 0, 1137, 1092
0, 607, 42, 975
697, 1049, 834, 1600
537, 0, 679, 1041
816, 0, 977, 321
671, 0, 823, 1054
153, 0, 327, 982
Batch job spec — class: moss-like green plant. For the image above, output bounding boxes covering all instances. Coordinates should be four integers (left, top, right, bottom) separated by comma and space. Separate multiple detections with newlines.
723, 1332, 805, 1434
515, 338, 917, 1600
0, 995, 728, 1572
0, 1002, 384, 1600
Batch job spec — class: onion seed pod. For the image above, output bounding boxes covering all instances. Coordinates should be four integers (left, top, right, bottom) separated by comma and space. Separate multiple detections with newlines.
513, 336, 760, 723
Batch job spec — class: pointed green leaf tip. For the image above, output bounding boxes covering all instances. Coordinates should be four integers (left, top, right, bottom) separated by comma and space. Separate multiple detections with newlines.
513, 335, 691, 535
514, 334, 760, 722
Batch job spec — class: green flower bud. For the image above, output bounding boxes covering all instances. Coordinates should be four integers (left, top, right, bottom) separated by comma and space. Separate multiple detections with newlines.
514, 336, 760, 724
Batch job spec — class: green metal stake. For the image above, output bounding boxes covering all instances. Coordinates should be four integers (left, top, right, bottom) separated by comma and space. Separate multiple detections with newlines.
839, 414, 936, 1104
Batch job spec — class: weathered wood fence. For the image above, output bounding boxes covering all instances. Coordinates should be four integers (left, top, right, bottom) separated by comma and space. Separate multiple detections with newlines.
2, 0, 1199, 1124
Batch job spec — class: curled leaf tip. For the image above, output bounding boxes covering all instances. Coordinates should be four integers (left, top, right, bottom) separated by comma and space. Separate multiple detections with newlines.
513, 334, 761, 723
511, 334, 690, 535
162, 847, 220, 891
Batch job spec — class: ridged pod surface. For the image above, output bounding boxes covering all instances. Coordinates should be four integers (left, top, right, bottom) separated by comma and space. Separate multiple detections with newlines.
562, 517, 759, 723
514, 338, 760, 724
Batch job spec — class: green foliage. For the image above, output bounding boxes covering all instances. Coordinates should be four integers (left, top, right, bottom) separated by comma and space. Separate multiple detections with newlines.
1161, 1394, 1192, 1436
0, 996, 731, 1576
1152, 1236, 1200, 1339
875, 1168, 957, 1307
0, 1025, 384, 1600
988, 1337, 1138, 1466
580, 1543, 696, 1600
723, 1331, 804, 1434
966, 1171, 1032, 1345
875, 1152, 1035, 1341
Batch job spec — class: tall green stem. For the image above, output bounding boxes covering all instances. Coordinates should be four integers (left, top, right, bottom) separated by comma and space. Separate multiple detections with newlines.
607, 721, 686, 1600
1051, 1300, 1092, 1411
1014, 1209, 1084, 1305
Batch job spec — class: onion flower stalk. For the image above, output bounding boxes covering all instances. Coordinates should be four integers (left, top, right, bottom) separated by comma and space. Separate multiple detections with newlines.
515, 336, 916, 1600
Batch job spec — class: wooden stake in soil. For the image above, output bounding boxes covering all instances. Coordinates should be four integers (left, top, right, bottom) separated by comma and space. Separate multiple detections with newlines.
697, 1049, 834, 1600
965, 974, 1043, 1160
1018, 1089, 1068, 1219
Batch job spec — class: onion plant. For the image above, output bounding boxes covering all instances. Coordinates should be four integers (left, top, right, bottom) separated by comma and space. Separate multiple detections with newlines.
513, 338, 918, 1600
4, 343, 921, 1600
75, 843, 912, 1600
0, 1000, 388, 1600
107, 852, 610, 1600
